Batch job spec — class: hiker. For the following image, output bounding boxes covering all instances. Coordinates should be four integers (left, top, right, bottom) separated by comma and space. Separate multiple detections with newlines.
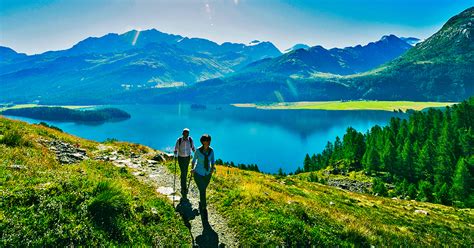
174, 128, 196, 199
192, 134, 215, 229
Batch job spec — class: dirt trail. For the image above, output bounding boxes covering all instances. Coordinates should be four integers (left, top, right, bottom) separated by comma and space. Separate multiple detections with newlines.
94, 145, 239, 247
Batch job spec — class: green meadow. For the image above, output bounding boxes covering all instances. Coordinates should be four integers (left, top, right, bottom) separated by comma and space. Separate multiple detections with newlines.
234, 100, 457, 112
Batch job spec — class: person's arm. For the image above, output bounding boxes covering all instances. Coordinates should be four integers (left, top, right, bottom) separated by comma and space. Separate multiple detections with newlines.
174, 139, 179, 157
190, 138, 196, 152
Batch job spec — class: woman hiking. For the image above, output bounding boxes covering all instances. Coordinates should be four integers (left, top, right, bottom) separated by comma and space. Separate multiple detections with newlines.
191, 134, 215, 229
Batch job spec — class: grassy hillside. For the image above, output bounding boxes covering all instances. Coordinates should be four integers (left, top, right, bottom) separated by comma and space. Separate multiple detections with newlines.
2, 115, 473, 247
205, 166, 473, 247
0, 116, 189, 246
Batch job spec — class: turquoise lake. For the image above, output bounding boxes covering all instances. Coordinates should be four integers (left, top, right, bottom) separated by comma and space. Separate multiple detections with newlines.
4, 104, 407, 173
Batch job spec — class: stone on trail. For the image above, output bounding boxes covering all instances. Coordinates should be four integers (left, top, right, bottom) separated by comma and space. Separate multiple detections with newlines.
157, 186, 175, 196
414, 209, 429, 215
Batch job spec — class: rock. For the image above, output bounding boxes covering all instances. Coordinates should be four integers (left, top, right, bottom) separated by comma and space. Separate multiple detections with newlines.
157, 186, 175, 196
414, 209, 429, 215
148, 159, 158, 165
39, 139, 89, 164
9, 164, 26, 170
326, 178, 372, 194
392, 197, 398, 200
112, 159, 141, 169
94, 155, 109, 161
152, 152, 173, 163
330, 201, 335, 206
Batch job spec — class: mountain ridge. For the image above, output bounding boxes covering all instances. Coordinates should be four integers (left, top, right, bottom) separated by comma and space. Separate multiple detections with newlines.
149, 7, 473, 104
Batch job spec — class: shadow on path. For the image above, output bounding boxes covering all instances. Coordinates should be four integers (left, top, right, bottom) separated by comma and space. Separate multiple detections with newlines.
176, 198, 225, 247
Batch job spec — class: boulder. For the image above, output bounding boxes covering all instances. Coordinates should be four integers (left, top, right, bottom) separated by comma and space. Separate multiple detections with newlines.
152, 153, 166, 163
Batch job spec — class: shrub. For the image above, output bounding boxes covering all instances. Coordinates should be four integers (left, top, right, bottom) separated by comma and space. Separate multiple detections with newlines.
372, 178, 387, 196
308, 172, 318, 183
0, 129, 27, 147
88, 181, 131, 240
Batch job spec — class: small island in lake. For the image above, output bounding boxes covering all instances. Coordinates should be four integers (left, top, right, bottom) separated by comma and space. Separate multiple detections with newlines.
1, 107, 131, 123
190, 103, 207, 110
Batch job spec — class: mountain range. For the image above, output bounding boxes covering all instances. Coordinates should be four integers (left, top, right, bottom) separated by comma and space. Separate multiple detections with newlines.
1, 7, 472, 104
0, 31, 414, 104
0, 29, 281, 103
149, 7, 473, 104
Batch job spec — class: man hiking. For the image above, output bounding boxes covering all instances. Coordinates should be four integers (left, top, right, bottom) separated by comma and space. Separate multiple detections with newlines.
174, 128, 196, 199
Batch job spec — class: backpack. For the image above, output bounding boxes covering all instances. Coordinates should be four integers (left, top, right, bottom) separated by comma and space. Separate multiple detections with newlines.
178, 137, 193, 147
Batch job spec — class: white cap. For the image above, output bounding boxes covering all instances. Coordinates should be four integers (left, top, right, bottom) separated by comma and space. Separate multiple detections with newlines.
183, 128, 190, 132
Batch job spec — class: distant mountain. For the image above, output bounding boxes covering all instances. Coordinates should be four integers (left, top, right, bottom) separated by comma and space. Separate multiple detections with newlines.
149, 7, 473, 104
0, 29, 281, 103
352, 7, 474, 101
238, 34, 413, 77
0, 46, 27, 61
284, 44, 310, 53
400, 37, 421, 46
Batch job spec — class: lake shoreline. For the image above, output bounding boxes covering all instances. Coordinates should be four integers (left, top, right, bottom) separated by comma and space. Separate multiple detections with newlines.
233, 100, 458, 112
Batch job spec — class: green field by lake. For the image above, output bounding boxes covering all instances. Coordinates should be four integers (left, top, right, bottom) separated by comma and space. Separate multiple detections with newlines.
233, 101, 458, 112
0, 104, 95, 112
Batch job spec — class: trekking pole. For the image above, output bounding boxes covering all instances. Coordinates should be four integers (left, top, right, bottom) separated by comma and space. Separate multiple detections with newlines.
186, 168, 193, 196
173, 156, 177, 208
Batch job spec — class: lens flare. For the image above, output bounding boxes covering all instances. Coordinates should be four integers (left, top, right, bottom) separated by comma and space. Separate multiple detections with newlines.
274, 90, 284, 102
286, 79, 298, 98
132, 30, 141, 46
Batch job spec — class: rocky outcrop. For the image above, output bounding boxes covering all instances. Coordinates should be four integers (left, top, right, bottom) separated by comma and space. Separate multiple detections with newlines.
39, 139, 88, 164
326, 178, 372, 194
151, 152, 174, 163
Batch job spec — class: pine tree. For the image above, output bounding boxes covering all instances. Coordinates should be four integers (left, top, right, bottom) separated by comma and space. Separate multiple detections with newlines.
342, 127, 365, 170
332, 136, 343, 163
363, 146, 380, 174
321, 141, 334, 168
450, 158, 470, 205
434, 183, 450, 205
381, 139, 396, 173
310, 154, 318, 171
434, 117, 455, 187
417, 180, 433, 202
401, 138, 415, 182
416, 135, 436, 182
304, 154, 312, 172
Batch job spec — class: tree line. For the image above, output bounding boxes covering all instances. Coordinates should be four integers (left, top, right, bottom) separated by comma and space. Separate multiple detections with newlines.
2, 107, 131, 122
215, 158, 260, 172
299, 98, 473, 207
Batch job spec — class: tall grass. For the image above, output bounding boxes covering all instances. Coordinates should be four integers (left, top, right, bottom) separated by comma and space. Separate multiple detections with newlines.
88, 181, 131, 240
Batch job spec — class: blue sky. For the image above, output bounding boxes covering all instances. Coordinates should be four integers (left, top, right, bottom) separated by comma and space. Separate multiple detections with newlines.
0, 0, 472, 54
